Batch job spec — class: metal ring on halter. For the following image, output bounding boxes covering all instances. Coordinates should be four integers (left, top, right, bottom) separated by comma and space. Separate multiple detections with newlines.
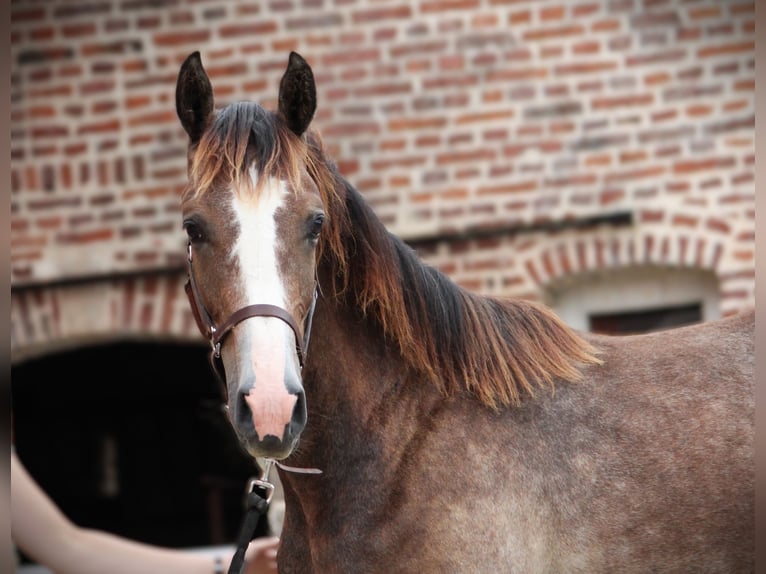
247, 458, 276, 504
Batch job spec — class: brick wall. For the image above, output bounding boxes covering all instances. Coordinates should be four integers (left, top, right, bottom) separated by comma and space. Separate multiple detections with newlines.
10, 0, 755, 358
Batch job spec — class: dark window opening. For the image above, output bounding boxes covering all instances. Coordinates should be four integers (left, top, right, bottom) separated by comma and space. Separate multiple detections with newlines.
589, 303, 702, 335
11, 342, 269, 565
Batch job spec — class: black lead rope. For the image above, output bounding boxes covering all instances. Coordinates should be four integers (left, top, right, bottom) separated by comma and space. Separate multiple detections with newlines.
228, 462, 276, 574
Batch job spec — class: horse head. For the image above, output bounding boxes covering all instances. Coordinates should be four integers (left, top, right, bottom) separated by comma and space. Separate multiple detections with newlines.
176, 51, 323, 460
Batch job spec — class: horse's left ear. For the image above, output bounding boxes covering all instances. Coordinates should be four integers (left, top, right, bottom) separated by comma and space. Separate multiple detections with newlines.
278, 52, 316, 137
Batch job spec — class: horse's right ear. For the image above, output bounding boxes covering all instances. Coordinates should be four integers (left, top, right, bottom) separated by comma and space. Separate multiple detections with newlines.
176, 51, 214, 144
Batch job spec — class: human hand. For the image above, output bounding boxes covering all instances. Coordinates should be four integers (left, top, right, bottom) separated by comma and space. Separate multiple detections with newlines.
244, 536, 279, 574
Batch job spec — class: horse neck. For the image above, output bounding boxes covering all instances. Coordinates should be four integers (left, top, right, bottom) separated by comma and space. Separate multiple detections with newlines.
281, 290, 442, 500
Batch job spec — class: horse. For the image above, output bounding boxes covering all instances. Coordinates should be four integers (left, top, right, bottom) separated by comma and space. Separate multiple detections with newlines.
174, 51, 754, 573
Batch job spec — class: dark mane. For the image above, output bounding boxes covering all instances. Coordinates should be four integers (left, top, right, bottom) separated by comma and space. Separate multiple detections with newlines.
187, 101, 602, 408
317, 161, 603, 408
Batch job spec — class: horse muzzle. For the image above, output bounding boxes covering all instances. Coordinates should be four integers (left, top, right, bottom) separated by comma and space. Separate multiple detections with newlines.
232, 381, 307, 459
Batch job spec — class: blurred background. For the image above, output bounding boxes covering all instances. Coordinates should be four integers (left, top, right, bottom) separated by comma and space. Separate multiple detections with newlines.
10, 0, 755, 568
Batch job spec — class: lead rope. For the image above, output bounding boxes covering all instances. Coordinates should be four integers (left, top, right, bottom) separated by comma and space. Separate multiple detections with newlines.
227, 460, 322, 574
227, 460, 275, 574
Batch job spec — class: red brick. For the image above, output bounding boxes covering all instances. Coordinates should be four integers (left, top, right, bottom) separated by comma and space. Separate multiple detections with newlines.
78, 119, 121, 135
555, 61, 617, 75
478, 181, 537, 195
11, 235, 48, 249
90, 100, 117, 114
439, 55, 464, 71
599, 189, 625, 206
508, 10, 531, 24
388, 117, 446, 131
370, 155, 427, 170
286, 13, 343, 30
640, 210, 664, 223
706, 218, 731, 234
540, 251, 556, 278
540, 6, 565, 20
354, 82, 411, 97
523, 25, 584, 41
153, 30, 211, 47
27, 106, 56, 119
455, 110, 514, 125
443, 188, 469, 200
734, 79, 755, 92
676, 28, 701, 41
128, 111, 177, 127
12, 8, 47, 22
541, 46, 564, 59
471, 13, 499, 27
698, 42, 753, 58
11, 218, 30, 232
605, 166, 666, 183
80, 80, 115, 95
62, 22, 96, 37
730, 3, 754, 15
686, 104, 713, 117
644, 72, 670, 86
732, 249, 754, 261
422, 0, 479, 12
573, 4, 599, 17
689, 6, 721, 19
626, 49, 685, 66
28, 27, 55, 41
205, 62, 248, 79
572, 41, 600, 55
219, 21, 278, 37
619, 150, 647, 163
593, 94, 653, 109
651, 109, 678, 123
672, 215, 698, 228
436, 149, 495, 165
547, 173, 596, 187
592, 19, 621, 32
673, 157, 736, 174
353, 5, 411, 23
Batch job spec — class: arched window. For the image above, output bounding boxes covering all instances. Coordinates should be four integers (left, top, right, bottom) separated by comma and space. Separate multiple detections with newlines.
546, 266, 720, 335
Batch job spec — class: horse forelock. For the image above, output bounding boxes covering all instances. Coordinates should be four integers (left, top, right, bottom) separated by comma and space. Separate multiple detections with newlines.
184, 101, 329, 204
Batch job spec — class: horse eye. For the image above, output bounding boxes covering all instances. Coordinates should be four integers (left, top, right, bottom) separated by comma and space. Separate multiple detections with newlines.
183, 220, 205, 244
307, 213, 325, 242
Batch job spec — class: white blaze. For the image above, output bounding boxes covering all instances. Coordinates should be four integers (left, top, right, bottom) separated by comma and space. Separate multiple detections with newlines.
231, 169, 297, 439
231, 169, 288, 308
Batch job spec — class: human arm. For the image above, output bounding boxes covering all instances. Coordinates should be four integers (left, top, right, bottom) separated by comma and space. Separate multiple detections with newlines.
11, 450, 277, 574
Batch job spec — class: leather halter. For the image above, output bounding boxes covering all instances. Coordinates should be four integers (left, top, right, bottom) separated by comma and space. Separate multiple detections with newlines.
184, 242, 317, 388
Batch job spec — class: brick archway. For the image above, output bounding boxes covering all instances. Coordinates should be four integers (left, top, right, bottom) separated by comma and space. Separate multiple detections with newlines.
521, 218, 752, 317
11, 272, 201, 364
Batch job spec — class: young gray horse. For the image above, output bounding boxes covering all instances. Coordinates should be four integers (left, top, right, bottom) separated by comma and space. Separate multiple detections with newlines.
176, 50, 754, 573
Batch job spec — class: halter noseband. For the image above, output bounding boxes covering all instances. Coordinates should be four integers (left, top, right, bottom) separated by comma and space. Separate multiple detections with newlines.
184, 242, 317, 388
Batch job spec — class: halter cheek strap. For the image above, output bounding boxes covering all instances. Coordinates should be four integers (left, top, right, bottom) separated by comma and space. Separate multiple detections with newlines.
184, 242, 318, 387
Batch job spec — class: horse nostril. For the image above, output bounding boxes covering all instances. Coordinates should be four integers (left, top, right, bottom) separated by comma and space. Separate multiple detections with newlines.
290, 391, 307, 434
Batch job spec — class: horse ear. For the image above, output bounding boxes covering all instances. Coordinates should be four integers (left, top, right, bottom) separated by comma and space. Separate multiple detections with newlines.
176, 51, 214, 144
278, 52, 316, 137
